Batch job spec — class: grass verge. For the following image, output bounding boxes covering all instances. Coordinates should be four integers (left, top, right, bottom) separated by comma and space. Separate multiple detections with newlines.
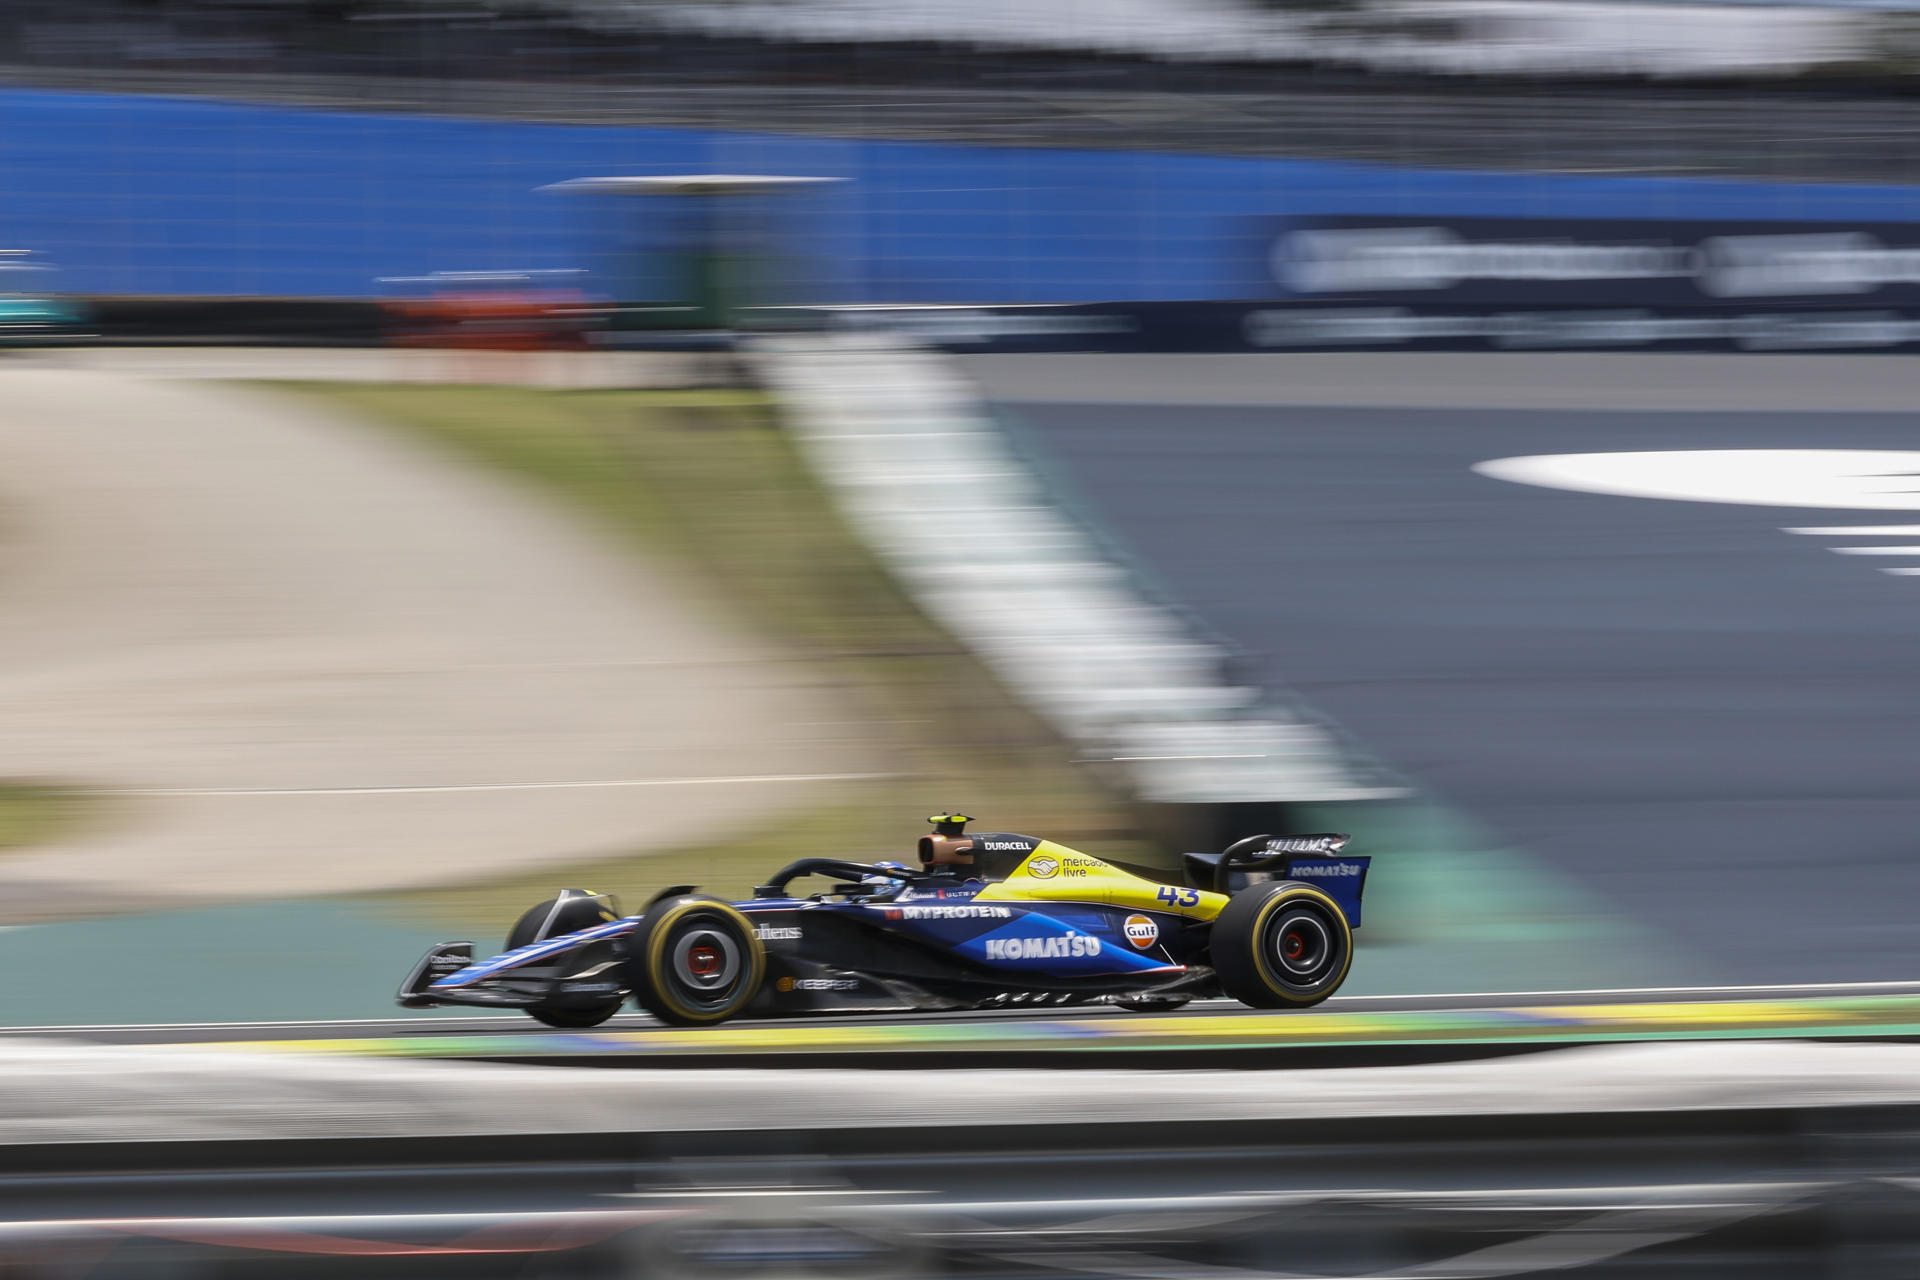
273, 382, 1148, 928
0, 782, 101, 855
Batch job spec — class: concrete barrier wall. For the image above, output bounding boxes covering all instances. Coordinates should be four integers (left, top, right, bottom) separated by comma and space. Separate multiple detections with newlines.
7, 1036, 1920, 1273
6, 1036, 1920, 1143
11, 1037, 1920, 1275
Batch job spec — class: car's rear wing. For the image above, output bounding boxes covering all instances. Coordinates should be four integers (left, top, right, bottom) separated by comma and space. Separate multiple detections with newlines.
1183, 834, 1371, 927
1275, 854, 1370, 929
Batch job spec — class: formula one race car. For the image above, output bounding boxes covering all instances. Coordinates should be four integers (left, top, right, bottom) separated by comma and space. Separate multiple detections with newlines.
398, 815, 1370, 1027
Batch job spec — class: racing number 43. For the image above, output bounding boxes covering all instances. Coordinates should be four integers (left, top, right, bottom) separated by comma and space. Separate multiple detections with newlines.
1156, 886, 1201, 908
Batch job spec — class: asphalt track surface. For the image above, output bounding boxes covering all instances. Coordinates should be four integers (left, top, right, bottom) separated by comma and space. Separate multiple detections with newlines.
964, 354, 1920, 989
13, 980, 1920, 1060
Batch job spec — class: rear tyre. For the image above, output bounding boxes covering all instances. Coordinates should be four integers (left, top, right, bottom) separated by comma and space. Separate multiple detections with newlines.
625, 895, 766, 1027
507, 893, 624, 1030
1211, 881, 1352, 1009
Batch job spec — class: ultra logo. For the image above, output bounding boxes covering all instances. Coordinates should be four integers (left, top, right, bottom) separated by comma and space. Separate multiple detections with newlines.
1122, 915, 1159, 949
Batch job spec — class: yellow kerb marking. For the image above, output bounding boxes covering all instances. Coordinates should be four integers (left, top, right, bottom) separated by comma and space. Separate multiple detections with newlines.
1535, 1001, 1841, 1026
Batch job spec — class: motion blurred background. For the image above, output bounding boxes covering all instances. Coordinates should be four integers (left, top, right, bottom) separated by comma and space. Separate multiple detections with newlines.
7, 0, 1920, 1275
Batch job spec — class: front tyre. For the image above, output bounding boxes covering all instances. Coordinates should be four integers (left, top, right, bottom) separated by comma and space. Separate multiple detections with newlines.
625, 895, 766, 1026
1211, 881, 1353, 1009
527, 1003, 623, 1029
507, 893, 624, 1029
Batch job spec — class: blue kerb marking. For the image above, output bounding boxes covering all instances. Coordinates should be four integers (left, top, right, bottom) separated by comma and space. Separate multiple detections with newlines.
1490, 1007, 1586, 1027
1034, 1019, 1115, 1038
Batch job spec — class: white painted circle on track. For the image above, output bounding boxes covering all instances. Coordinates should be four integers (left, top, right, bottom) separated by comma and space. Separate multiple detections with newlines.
1474, 450, 1920, 511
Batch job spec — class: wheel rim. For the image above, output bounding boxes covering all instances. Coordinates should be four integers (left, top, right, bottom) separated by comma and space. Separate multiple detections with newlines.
1264, 905, 1340, 989
668, 923, 744, 1009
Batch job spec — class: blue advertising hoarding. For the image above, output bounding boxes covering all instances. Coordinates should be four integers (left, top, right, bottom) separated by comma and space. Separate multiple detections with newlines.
3, 85, 1920, 302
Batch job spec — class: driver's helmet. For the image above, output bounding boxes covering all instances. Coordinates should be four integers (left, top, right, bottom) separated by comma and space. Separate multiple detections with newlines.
917, 813, 975, 870
917, 835, 974, 869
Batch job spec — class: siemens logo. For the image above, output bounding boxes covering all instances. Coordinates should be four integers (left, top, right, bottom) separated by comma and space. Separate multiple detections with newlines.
1292, 864, 1360, 877
985, 934, 1101, 960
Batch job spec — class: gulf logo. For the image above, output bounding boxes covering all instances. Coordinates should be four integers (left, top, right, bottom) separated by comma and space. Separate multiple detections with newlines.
1123, 915, 1159, 949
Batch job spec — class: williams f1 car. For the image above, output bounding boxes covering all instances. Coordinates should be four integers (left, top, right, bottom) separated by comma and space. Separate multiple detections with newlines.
398, 815, 1370, 1027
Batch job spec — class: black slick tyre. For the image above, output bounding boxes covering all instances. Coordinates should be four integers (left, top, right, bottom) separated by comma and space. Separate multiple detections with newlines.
507, 893, 625, 1030
525, 1003, 623, 1029
625, 895, 766, 1027
1211, 881, 1353, 1009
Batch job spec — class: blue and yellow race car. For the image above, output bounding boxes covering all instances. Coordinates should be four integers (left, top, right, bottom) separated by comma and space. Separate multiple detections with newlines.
398, 815, 1370, 1027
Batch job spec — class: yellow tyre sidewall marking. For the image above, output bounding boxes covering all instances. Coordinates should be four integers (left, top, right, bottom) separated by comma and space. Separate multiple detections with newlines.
645, 899, 766, 1024
1250, 885, 1352, 1005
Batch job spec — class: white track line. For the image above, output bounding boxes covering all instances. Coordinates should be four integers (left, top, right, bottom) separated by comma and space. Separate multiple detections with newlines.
1782, 528, 1920, 577
5, 981, 1920, 1036
1783, 526, 1920, 536
1333, 979, 1920, 1001
96, 772, 897, 798
0, 1017, 527, 1033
